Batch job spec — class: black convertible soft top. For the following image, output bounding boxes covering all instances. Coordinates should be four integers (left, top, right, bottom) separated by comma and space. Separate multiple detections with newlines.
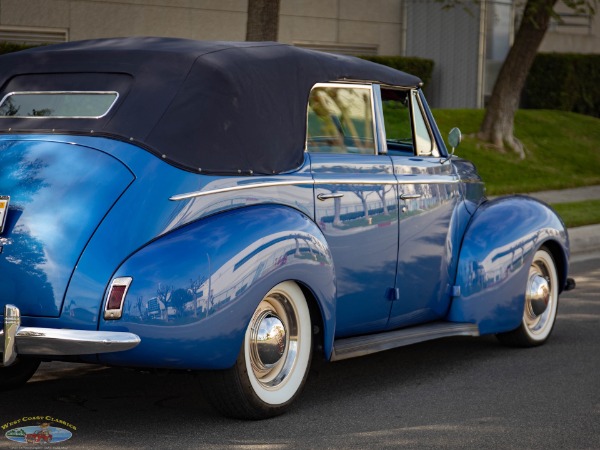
0, 38, 421, 175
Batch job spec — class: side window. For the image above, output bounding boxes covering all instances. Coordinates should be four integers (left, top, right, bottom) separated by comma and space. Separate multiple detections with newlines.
380, 88, 439, 157
380, 89, 413, 154
307, 85, 375, 154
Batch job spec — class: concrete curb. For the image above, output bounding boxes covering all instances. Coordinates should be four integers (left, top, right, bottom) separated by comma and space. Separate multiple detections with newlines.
569, 224, 600, 255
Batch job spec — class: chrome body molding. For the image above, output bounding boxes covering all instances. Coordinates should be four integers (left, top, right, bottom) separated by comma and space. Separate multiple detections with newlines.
170, 176, 460, 201
169, 180, 313, 201
1, 304, 140, 367
330, 322, 480, 361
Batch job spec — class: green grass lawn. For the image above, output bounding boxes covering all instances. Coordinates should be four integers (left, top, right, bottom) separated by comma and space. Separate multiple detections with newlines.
431, 109, 600, 196
550, 200, 600, 228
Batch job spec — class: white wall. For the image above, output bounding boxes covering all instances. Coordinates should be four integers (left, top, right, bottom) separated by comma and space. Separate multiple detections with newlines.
540, 2, 600, 55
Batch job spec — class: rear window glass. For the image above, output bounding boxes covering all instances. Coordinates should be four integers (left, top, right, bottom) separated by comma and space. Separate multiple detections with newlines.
0, 91, 118, 118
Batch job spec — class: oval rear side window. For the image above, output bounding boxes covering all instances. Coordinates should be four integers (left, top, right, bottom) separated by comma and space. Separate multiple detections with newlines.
0, 91, 119, 118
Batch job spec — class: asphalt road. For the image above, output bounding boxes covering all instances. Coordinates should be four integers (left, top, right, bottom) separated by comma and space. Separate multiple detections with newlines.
1, 254, 599, 449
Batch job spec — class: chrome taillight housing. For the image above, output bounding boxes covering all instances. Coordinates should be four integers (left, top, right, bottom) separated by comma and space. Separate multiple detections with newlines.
104, 277, 132, 320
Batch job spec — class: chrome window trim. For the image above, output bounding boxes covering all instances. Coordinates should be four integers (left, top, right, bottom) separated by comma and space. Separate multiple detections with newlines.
368, 85, 380, 155
304, 82, 377, 156
410, 89, 439, 157
377, 84, 415, 156
309, 82, 374, 89
169, 177, 459, 201
371, 84, 388, 155
0, 90, 120, 119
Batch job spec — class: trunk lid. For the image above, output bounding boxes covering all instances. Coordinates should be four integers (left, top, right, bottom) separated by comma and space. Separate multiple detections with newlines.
0, 138, 134, 317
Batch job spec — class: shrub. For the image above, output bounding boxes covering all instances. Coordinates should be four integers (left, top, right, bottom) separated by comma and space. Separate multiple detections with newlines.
359, 56, 434, 87
0, 42, 39, 55
523, 53, 600, 118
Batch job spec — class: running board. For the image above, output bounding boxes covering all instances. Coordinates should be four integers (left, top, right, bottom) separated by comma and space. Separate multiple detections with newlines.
330, 322, 480, 361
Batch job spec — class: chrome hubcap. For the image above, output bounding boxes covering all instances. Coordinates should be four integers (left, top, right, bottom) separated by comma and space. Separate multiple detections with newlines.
248, 293, 298, 388
524, 260, 553, 333
527, 273, 550, 316
250, 311, 287, 371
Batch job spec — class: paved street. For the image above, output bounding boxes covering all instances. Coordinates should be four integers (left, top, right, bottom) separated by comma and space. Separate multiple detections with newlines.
1, 254, 599, 449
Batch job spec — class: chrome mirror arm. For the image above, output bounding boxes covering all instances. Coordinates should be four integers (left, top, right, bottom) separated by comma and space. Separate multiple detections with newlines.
440, 147, 455, 165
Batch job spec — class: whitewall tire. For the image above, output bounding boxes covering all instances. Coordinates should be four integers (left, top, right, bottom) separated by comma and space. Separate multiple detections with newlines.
497, 248, 559, 347
203, 281, 313, 419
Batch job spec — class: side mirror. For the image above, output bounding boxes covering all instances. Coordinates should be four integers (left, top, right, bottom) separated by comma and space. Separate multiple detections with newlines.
448, 127, 462, 151
442, 127, 461, 164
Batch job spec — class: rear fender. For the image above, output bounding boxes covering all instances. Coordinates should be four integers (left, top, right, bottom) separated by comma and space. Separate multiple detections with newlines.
446, 196, 568, 335
98, 204, 335, 370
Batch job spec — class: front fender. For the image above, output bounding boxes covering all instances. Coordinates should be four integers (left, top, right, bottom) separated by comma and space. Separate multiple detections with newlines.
98, 204, 335, 370
446, 196, 569, 335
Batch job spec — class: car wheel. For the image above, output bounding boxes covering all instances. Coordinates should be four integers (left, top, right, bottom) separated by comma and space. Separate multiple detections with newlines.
0, 357, 40, 390
497, 248, 559, 347
203, 281, 313, 420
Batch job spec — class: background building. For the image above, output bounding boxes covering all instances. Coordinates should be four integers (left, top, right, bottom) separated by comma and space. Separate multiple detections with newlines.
0, 0, 598, 108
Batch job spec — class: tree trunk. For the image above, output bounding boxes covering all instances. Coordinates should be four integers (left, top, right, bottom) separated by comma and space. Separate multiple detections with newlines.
478, 0, 558, 158
246, 0, 281, 41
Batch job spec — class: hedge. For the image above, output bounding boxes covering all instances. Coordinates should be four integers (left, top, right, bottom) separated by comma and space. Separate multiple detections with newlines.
359, 55, 434, 87
523, 53, 600, 118
0, 42, 38, 56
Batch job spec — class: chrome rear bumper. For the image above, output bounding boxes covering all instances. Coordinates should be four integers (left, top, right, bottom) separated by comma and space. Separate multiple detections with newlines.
2, 304, 140, 367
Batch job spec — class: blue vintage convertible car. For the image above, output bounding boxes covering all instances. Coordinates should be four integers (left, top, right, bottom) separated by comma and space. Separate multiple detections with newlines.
0, 38, 573, 419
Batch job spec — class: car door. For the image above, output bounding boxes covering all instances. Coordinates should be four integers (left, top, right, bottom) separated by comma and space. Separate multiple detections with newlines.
307, 83, 399, 338
378, 87, 463, 329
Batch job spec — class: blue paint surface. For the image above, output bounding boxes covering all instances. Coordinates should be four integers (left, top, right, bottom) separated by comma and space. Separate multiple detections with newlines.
0, 138, 133, 317
0, 130, 570, 370
447, 196, 568, 334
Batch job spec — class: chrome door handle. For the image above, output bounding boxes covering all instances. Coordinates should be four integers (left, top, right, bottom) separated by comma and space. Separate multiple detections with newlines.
317, 193, 344, 201
399, 193, 422, 200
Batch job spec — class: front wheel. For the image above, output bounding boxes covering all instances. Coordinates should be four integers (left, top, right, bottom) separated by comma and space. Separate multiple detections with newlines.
203, 281, 313, 419
497, 248, 559, 347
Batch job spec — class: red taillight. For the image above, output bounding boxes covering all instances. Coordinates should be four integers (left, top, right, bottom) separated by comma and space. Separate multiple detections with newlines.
107, 285, 127, 310
104, 277, 132, 320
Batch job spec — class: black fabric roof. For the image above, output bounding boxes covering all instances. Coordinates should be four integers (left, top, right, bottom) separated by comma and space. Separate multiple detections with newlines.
0, 38, 422, 175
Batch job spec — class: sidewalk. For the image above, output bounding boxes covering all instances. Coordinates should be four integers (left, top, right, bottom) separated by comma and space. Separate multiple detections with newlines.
524, 185, 600, 205
523, 186, 600, 256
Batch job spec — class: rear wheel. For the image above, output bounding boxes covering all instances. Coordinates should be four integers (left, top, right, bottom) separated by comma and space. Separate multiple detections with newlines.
0, 357, 40, 390
497, 248, 559, 347
203, 281, 313, 419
